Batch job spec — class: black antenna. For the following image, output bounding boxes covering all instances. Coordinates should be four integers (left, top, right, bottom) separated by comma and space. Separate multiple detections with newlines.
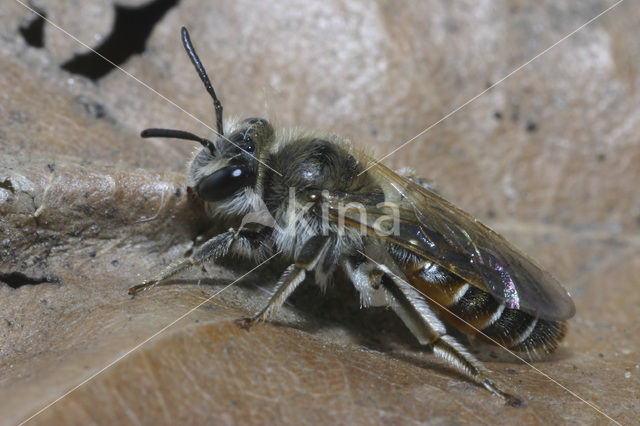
181, 26, 224, 136
141, 128, 216, 154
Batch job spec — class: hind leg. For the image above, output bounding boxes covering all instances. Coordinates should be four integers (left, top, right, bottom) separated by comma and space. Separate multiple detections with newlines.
343, 255, 522, 406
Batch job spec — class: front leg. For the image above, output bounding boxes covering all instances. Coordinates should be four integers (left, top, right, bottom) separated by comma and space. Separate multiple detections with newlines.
129, 229, 261, 295
237, 235, 330, 329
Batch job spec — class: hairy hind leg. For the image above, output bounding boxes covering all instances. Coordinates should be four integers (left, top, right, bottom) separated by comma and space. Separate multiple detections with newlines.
343, 256, 522, 406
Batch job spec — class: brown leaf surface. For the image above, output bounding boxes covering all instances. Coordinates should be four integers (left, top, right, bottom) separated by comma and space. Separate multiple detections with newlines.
2, 1, 639, 424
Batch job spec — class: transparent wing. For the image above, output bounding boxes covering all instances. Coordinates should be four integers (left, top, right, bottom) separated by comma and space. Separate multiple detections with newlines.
327, 162, 575, 321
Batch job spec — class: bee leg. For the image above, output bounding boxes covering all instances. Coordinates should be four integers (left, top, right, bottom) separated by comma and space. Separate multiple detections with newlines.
236, 235, 330, 329
343, 257, 521, 406
129, 229, 249, 296
382, 273, 522, 406
429, 336, 523, 407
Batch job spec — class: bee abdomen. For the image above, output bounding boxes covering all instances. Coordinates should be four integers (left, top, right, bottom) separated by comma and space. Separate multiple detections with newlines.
477, 304, 566, 354
407, 265, 566, 355
507, 316, 567, 354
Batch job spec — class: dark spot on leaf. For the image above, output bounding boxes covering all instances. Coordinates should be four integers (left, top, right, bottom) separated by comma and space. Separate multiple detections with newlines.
525, 120, 537, 132
0, 271, 59, 289
75, 95, 106, 119
10, 110, 28, 123
60, 0, 180, 81
19, 6, 46, 48
0, 179, 15, 193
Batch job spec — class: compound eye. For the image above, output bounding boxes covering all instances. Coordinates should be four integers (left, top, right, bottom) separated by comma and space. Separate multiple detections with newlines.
196, 165, 254, 202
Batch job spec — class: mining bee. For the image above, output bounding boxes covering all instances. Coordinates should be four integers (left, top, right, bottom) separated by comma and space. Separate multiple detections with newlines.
129, 27, 575, 406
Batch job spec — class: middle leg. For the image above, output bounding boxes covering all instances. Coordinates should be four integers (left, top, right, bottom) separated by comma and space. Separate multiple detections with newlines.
237, 235, 331, 328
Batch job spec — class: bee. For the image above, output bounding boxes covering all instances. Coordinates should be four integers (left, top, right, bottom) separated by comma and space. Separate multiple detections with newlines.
129, 27, 575, 406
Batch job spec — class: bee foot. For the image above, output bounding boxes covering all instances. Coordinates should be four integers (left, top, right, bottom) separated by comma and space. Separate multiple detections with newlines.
482, 379, 523, 407
505, 394, 523, 408
235, 316, 259, 330
128, 281, 156, 296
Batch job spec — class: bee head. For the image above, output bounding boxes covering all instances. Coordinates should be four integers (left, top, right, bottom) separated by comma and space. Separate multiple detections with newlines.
187, 117, 273, 202
140, 27, 274, 204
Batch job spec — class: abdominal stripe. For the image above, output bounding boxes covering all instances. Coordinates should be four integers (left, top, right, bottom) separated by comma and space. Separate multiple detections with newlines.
409, 262, 565, 354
